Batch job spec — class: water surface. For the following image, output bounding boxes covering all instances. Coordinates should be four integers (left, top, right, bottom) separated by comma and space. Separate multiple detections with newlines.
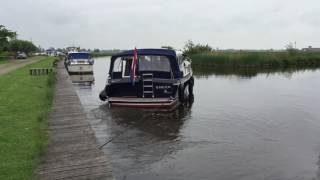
73, 57, 320, 180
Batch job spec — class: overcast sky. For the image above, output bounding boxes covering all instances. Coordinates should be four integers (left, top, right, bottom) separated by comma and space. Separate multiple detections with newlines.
1, 0, 319, 50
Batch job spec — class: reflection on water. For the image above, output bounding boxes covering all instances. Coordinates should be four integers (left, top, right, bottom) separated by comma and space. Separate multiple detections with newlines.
85, 103, 195, 179
70, 74, 95, 85
193, 65, 320, 79
74, 57, 320, 180
105, 104, 191, 139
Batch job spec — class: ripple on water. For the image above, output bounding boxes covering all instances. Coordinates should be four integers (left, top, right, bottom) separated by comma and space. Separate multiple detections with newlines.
73, 58, 320, 180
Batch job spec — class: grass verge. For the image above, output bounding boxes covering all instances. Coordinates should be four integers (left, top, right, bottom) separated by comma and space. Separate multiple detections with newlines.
0, 51, 14, 64
0, 57, 55, 180
0, 59, 9, 64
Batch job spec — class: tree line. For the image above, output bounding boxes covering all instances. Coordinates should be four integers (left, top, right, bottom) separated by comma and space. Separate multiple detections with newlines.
0, 25, 38, 55
182, 40, 300, 56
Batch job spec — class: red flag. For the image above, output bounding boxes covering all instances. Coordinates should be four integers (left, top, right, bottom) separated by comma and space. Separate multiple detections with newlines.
131, 47, 137, 85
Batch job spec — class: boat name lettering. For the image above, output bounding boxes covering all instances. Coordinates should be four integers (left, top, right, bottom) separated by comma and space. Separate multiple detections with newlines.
156, 85, 171, 90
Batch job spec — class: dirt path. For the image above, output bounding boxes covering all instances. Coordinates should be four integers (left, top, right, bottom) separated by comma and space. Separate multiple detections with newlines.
0, 56, 47, 75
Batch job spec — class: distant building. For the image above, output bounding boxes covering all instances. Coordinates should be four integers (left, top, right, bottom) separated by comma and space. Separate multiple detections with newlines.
302, 46, 320, 52
46, 48, 56, 56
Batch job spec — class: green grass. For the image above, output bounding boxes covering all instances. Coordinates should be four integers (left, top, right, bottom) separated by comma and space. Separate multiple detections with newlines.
0, 51, 13, 64
0, 53, 10, 64
0, 59, 9, 64
190, 51, 320, 68
91, 52, 115, 57
0, 57, 55, 180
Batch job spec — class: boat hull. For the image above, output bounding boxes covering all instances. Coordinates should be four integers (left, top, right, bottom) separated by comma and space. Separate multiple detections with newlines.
67, 64, 93, 73
108, 97, 179, 108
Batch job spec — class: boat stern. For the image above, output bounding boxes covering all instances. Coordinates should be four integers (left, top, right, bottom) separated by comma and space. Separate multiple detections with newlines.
67, 64, 93, 73
107, 97, 179, 108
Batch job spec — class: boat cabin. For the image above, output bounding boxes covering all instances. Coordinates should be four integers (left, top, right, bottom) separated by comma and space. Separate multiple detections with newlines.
65, 52, 93, 65
100, 48, 194, 108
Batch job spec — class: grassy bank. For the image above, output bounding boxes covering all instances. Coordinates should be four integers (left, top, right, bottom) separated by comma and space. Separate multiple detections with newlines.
0, 59, 9, 64
0, 51, 14, 63
91, 50, 124, 57
0, 57, 55, 180
91, 52, 116, 57
190, 51, 320, 68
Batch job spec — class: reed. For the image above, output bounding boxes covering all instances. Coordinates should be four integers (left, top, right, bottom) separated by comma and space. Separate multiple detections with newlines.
91, 52, 114, 57
189, 51, 320, 68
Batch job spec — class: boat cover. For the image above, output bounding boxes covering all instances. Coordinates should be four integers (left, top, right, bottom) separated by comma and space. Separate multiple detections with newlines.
68, 52, 90, 59
109, 49, 181, 78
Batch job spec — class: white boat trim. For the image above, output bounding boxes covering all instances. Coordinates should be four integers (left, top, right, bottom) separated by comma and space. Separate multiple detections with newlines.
108, 97, 175, 103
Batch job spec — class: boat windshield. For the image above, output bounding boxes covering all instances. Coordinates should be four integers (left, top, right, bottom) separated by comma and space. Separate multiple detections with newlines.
139, 55, 171, 72
68, 53, 90, 60
112, 57, 134, 77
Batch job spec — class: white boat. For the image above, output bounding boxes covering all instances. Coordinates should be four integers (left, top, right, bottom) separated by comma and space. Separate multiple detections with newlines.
65, 52, 94, 74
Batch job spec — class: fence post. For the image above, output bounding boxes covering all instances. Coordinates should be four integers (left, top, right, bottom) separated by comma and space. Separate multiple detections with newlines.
30, 68, 54, 76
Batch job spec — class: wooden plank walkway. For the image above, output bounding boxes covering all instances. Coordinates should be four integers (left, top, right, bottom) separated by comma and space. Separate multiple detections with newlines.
35, 61, 114, 180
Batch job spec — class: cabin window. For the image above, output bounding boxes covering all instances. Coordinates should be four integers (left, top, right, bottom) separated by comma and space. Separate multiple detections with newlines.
113, 58, 122, 72
112, 57, 137, 78
122, 58, 133, 77
139, 56, 171, 72
68, 53, 90, 59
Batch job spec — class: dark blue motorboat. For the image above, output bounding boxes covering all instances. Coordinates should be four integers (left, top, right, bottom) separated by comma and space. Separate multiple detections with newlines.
99, 48, 194, 108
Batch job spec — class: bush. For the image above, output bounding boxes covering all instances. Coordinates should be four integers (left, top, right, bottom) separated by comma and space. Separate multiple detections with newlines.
183, 40, 213, 55
8, 40, 38, 54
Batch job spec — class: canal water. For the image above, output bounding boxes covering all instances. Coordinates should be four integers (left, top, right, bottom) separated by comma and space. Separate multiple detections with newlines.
73, 57, 320, 180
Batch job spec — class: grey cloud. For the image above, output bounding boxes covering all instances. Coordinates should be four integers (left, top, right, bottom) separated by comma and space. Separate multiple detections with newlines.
0, 0, 319, 49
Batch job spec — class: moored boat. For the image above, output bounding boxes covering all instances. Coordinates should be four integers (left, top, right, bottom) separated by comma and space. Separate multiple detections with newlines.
99, 48, 194, 108
65, 52, 94, 74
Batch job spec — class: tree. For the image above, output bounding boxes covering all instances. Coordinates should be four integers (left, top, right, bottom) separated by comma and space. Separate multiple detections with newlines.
56, 48, 63, 52
9, 39, 38, 54
285, 42, 297, 55
183, 40, 213, 55
0, 25, 17, 51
